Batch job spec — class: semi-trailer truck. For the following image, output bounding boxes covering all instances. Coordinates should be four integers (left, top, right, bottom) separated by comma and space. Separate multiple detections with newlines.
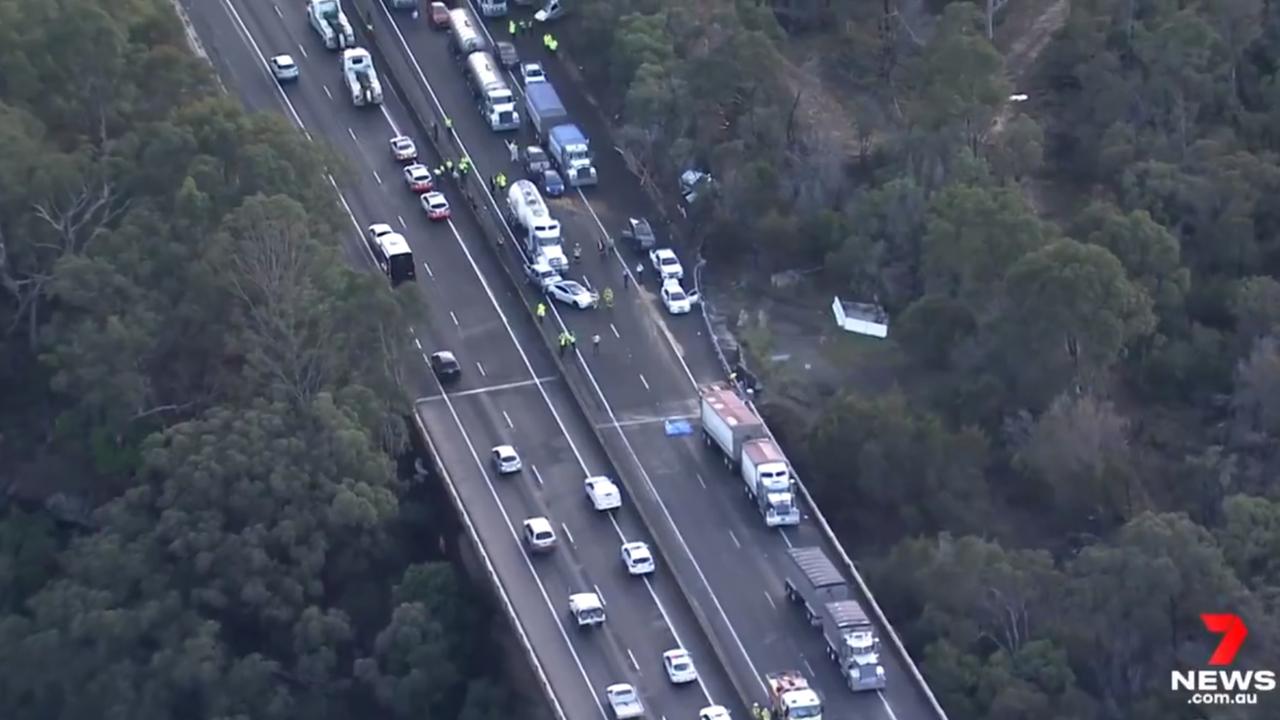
507, 180, 568, 270
699, 383, 799, 526
783, 547, 886, 692
524, 83, 597, 186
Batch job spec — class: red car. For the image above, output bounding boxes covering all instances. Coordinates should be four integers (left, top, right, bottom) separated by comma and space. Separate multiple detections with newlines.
429, 2, 450, 29
421, 191, 451, 221
403, 163, 435, 193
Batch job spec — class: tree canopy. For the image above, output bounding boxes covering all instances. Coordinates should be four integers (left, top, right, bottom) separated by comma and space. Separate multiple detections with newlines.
0, 1, 513, 718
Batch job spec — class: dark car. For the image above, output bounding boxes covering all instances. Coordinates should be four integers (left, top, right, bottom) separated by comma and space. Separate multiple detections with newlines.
430, 351, 462, 382
524, 146, 551, 176
495, 41, 519, 69
541, 169, 565, 197
621, 217, 657, 250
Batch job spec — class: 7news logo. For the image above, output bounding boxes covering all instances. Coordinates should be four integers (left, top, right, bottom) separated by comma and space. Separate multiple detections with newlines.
1171, 613, 1275, 706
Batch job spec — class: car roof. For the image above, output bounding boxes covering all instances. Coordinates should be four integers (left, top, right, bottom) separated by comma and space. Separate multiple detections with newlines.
406, 163, 429, 173
663, 648, 688, 659
655, 248, 677, 258
272, 54, 295, 64
586, 475, 615, 486
425, 191, 446, 201
623, 541, 649, 552
432, 350, 456, 362
391, 135, 412, 144
523, 516, 552, 531
369, 223, 394, 236
569, 591, 601, 605
606, 683, 634, 694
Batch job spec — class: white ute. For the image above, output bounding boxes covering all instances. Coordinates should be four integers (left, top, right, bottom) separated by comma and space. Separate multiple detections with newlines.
569, 592, 605, 627
584, 476, 621, 511
605, 683, 644, 720
307, 0, 354, 50
649, 247, 684, 280
341, 48, 383, 107
661, 279, 696, 315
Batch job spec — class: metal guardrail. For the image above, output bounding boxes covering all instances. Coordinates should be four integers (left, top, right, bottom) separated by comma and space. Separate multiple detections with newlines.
411, 412, 568, 720
692, 263, 952, 720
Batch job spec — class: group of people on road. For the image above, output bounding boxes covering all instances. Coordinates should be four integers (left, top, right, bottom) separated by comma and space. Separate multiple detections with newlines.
750, 703, 773, 720
542, 33, 559, 53
507, 19, 535, 36
557, 330, 577, 357
433, 156, 473, 183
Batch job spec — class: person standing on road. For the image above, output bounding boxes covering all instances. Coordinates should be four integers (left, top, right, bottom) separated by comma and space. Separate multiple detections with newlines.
634, 262, 644, 285
508, 19, 516, 36
573, 242, 582, 263
568, 332, 577, 351
601, 287, 614, 308
508, 139, 519, 163
536, 302, 547, 323
751, 703, 761, 720
592, 333, 601, 355
557, 332, 568, 357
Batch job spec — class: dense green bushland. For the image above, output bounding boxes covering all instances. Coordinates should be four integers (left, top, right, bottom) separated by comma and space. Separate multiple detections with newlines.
0, 1, 513, 717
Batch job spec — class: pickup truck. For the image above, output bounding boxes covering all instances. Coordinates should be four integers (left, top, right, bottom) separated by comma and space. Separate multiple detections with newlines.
605, 683, 644, 719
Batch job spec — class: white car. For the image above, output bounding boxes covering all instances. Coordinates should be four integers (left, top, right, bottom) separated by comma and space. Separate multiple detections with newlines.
389, 135, 418, 162
491, 445, 522, 474
522, 516, 556, 552
269, 54, 299, 83
367, 223, 395, 241
700, 706, 732, 720
520, 61, 547, 85
605, 683, 644, 720
662, 648, 698, 684
421, 191, 451, 220
403, 163, 434, 192
548, 279, 598, 309
584, 476, 621, 511
661, 280, 695, 315
649, 248, 684, 280
620, 541, 655, 576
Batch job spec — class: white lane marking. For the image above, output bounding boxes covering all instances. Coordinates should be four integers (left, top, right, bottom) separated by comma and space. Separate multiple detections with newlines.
764, 591, 776, 609
272, 4, 281, 18
728, 530, 741, 549
878, 692, 902, 720
373, 171, 382, 185
450, 311, 459, 326
414, 338, 422, 350
626, 649, 640, 672
594, 584, 607, 606
398, 215, 407, 229
347, 127, 357, 141
562, 522, 575, 546
298, 44, 307, 59
803, 658, 816, 677
323, 85, 332, 100
610, 323, 620, 338
380, 105, 401, 135
696, 473, 706, 489
422, 261, 434, 277
215, 0, 311, 140
639, 374, 650, 390
421, 352, 430, 364
532, 465, 544, 486
503, 410, 513, 429
477, 362, 487, 377
779, 529, 794, 549
415, 377, 559, 400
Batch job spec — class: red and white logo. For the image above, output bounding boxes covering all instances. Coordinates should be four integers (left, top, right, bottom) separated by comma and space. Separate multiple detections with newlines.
1171, 613, 1275, 706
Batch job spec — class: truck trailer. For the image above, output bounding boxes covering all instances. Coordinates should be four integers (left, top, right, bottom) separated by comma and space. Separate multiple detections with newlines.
523, 84, 597, 187
507, 180, 568, 270
783, 547, 886, 692
699, 383, 799, 526
463, 51, 520, 131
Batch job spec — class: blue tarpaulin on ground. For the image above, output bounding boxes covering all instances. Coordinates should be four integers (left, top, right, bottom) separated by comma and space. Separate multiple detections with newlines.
664, 419, 693, 436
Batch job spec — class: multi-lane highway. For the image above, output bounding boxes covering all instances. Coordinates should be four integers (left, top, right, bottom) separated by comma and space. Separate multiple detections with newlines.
184, 2, 743, 719
354, 4, 948, 720
181, 1, 947, 719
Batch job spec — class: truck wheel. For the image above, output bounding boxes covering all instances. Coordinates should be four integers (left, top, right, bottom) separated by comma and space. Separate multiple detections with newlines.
826, 645, 837, 663
784, 583, 795, 602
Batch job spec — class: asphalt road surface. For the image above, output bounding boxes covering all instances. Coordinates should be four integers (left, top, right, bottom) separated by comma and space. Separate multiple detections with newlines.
182, 1, 744, 719
357, 3, 947, 720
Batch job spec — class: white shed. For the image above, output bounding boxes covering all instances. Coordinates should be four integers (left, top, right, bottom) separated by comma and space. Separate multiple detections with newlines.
832, 297, 888, 338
